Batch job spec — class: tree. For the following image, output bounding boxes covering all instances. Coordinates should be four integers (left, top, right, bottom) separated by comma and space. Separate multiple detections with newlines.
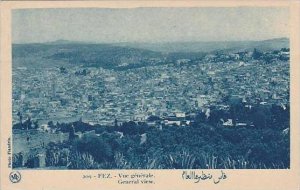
252, 110, 267, 128
17, 112, 23, 125
147, 115, 161, 122
252, 48, 263, 60
121, 121, 138, 135
33, 121, 39, 129
228, 96, 243, 126
48, 121, 55, 129
23, 117, 32, 130
74, 136, 113, 163
114, 119, 118, 127
69, 125, 76, 140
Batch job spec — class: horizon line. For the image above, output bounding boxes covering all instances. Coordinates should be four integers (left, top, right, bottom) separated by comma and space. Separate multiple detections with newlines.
12, 37, 289, 45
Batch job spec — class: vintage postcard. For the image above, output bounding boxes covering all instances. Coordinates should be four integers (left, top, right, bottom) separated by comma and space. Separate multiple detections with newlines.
0, 1, 299, 190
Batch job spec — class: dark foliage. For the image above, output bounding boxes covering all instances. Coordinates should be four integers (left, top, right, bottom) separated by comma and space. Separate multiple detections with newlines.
13, 102, 289, 169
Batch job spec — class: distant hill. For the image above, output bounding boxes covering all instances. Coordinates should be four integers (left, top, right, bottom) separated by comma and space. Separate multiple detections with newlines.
13, 43, 163, 69
12, 43, 205, 69
115, 38, 289, 53
12, 38, 289, 69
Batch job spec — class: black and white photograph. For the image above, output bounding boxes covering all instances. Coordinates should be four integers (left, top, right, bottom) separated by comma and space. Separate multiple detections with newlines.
11, 7, 290, 170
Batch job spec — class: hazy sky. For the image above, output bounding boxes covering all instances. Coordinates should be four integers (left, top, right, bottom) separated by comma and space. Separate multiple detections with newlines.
12, 7, 289, 44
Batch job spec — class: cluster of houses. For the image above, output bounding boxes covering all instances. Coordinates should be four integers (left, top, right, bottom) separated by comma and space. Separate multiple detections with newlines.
203, 48, 290, 63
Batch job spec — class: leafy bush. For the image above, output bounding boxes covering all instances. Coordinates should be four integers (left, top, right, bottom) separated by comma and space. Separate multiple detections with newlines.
73, 136, 113, 163
68, 151, 99, 169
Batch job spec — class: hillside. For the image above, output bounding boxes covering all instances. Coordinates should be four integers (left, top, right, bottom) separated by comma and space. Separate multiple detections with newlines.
116, 38, 289, 53
13, 43, 206, 69
13, 43, 162, 69
12, 38, 289, 69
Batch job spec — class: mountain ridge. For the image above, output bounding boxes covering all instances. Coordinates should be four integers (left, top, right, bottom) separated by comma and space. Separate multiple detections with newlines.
12, 37, 289, 70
